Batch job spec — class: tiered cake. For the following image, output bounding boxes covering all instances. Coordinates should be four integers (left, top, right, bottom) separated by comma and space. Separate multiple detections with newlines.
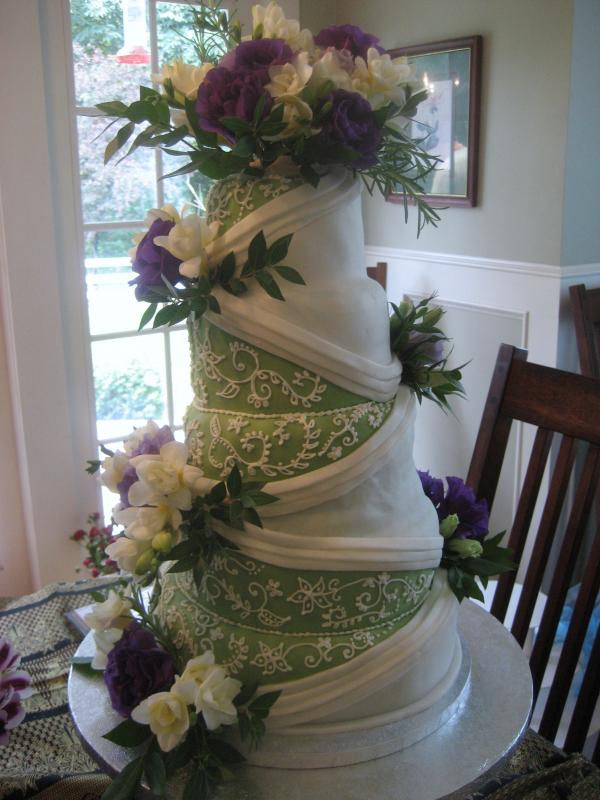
155, 166, 462, 760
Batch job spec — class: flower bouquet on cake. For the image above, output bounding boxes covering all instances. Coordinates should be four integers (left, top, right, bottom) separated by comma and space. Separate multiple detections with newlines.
75, 3, 514, 798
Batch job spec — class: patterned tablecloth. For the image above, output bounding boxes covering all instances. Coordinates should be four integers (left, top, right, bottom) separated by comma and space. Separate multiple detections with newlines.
1, 580, 599, 800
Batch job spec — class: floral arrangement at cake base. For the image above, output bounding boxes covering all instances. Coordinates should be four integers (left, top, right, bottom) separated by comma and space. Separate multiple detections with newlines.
0, 638, 32, 748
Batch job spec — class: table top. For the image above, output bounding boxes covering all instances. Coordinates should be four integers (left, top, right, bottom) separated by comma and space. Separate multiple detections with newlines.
69, 600, 533, 800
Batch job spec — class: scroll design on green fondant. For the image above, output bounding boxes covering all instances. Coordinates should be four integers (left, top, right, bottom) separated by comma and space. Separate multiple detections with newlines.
186, 321, 393, 480
156, 558, 434, 683
206, 172, 305, 236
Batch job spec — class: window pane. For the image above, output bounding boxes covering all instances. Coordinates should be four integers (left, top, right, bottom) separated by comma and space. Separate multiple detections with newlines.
156, 2, 200, 65
93, 334, 168, 442
160, 152, 213, 211
170, 328, 193, 422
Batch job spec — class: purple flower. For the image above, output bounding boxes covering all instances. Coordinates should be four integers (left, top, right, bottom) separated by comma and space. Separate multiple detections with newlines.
0, 686, 26, 747
438, 477, 489, 541
316, 89, 381, 168
116, 426, 173, 507
195, 66, 272, 141
221, 38, 293, 80
408, 331, 445, 365
116, 464, 137, 507
104, 623, 174, 718
417, 470, 445, 507
130, 218, 182, 302
314, 24, 384, 60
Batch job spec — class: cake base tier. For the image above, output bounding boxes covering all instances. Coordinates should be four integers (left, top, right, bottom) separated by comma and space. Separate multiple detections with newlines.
68, 602, 533, 800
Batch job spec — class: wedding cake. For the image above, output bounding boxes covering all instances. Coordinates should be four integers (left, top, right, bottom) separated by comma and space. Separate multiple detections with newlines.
81, 3, 493, 792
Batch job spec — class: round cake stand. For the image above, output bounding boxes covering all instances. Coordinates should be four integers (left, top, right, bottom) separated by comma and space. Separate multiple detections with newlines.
69, 602, 532, 800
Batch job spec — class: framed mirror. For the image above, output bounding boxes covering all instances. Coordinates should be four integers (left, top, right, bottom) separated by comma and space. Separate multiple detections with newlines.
387, 36, 482, 207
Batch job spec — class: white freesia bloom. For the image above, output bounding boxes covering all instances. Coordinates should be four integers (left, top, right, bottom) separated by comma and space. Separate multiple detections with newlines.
193, 666, 241, 730
99, 452, 130, 493
267, 53, 312, 98
153, 212, 220, 280
113, 504, 182, 542
105, 536, 152, 573
123, 420, 164, 457
351, 48, 413, 110
91, 628, 123, 670
273, 95, 313, 138
310, 49, 353, 92
128, 441, 205, 510
129, 205, 181, 261
153, 59, 213, 101
131, 690, 190, 752
252, 1, 314, 52
172, 652, 218, 705
84, 590, 132, 632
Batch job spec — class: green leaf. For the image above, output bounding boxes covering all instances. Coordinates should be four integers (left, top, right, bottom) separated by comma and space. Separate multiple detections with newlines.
266, 234, 293, 266
96, 100, 130, 117
166, 303, 191, 326
253, 93, 267, 125
140, 86, 160, 102
167, 540, 200, 561
183, 766, 210, 800
227, 464, 242, 498
167, 555, 198, 574
242, 507, 263, 528
299, 164, 320, 188
219, 252, 236, 284
232, 135, 255, 159
223, 277, 247, 296
100, 755, 144, 800
247, 230, 267, 272
138, 302, 158, 331
274, 265, 305, 285
70, 657, 99, 677
234, 683, 258, 707
248, 689, 282, 718
220, 117, 252, 137
258, 120, 287, 138
255, 270, 284, 301
152, 304, 183, 329
144, 750, 167, 796
248, 490, 279, 506
208, 481, 227, 504
103, 719, 152, 748
90, 590, 107, 602
207, 294, 221, 314
207, 737, 246, 764
104, 121, 135, 165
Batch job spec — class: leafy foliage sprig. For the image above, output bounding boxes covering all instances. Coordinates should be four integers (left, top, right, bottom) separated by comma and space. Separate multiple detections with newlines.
390, 295, 466, 411
442, 532, 516, 604
137, 229, 304, 331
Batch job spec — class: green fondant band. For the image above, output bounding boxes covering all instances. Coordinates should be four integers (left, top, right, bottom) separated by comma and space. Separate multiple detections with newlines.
185, 319, 393, 481
157, 551, 434, 684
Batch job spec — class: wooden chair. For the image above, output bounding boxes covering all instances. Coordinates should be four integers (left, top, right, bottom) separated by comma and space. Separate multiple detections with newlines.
466, 343, 600, 761
367, 261, 387, 290
570, 283, 600, 378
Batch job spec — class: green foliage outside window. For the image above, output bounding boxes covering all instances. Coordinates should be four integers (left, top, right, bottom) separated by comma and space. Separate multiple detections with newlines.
95, 361, 164, 420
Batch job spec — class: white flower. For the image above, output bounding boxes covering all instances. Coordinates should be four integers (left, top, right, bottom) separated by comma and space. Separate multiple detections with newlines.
172, 651, 218, 706
153, 212, 220, 280
105, 536, 152, 573
131, 690, 190, 752
91, 628, 123, 670
267, 53, 312, 98
153, 60, 213, 102
84, 590, 132, 632
99, 451, 130, 493
252, 2, 314, 52
129, 205, 180, 262
351, 48, 413, 110
128, 441, 204, 511
112, 504, 182, 542
310, 48, 353, 92
193, 667, 241, 731
123, 420, 164, 457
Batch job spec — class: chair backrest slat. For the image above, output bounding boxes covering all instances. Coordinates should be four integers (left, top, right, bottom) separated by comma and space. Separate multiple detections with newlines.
570, 283, 600, 378
490, 427, 553, 624
564, 621, 600, 759
539, 516, 600, 741
509, 435, 577, 647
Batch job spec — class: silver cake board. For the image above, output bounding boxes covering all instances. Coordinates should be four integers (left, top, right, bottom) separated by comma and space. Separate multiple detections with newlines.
69, 601, 533, 800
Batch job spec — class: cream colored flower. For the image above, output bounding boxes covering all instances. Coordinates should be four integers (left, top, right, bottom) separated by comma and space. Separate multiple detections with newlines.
252, 2, 314, 52
153, 212, 220, 280
122, 420, 162, 457
131, 690, 190, 752
91, 628, 123, 670
112, 504, 182, 542
310, 48, 353, 92
272, 95, 313, 138
105, 536, 152, 573
128, 441, 205, 511
351, 48, 413, 110
172, 651, 218, 706
99, 452, 129, 493
153, 60, 213, 102
84, 590, 132, 632
193, 667, 241, 731
267, 53, 312, 98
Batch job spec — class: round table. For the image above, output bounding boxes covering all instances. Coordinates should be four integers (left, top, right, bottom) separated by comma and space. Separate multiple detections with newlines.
69, 601, 532, 800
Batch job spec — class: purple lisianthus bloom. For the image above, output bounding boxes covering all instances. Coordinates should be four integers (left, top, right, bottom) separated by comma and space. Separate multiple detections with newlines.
0, 686, 26, 747
316, 89, 381, 168
314, 24, 384, 59
196, 66, 272, 141
221, 38, 293, 80
130, 218, 182, 302
438, 477, 489, 541
417, 470, 445, 508
0, 639, 32, 701
408, 331, 445, 366
104, 623, 174, 718
116, 464, 137, 507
